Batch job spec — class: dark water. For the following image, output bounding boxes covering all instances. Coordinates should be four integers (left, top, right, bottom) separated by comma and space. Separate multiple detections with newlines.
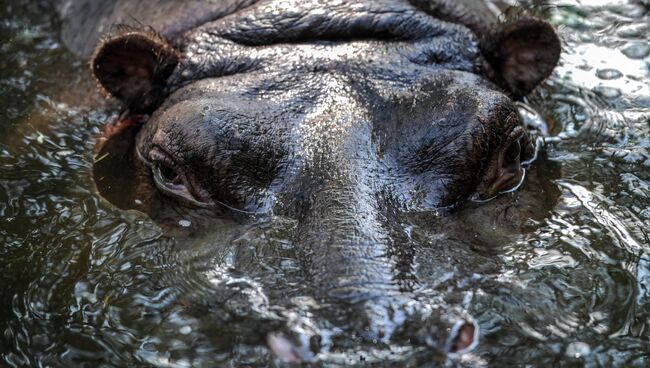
1, 0, 649, 366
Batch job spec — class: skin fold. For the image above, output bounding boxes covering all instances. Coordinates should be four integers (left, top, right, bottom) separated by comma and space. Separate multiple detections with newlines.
60, 0, 563, 360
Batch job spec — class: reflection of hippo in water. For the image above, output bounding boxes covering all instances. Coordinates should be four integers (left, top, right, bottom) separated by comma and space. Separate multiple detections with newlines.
61, 0, 561, 360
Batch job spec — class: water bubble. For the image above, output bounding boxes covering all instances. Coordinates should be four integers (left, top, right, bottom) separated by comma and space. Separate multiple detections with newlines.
616, 24, 649, 38
595, 68, 622, 80
565, 341, 591, 359
593, 86, 622, 99
178, 219, 191, 227
176, 359, 191, 368
55, 150, 74, 157
640, 209, 650, 219
517, 102, 549, 135
621, 42, 650, 59
179, 326, 192, 335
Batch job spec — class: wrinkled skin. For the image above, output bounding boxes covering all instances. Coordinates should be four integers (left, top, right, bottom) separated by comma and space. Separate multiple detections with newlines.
65, 0, 562, 360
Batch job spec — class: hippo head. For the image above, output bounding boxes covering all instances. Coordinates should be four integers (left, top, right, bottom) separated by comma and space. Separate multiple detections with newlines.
90, 0, 561, 357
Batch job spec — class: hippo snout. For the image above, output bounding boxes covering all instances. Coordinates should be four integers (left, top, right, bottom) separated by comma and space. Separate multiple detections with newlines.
267, 295, 478, 363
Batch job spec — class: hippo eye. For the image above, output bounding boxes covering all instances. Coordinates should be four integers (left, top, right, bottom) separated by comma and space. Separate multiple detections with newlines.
155, 160, 184, 188
158, 161, 183, 186
474, 127, 526, 201
150, 147, 213, 207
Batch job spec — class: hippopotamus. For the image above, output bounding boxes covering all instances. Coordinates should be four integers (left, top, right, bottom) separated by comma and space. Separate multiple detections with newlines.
62, 0, 561, 361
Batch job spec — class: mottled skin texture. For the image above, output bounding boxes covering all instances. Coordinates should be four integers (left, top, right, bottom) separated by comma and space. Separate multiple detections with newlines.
76, 0, 562, 358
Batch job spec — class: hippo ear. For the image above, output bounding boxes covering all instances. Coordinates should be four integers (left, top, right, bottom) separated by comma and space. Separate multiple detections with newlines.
480, 18, 561, 98
91, 29, 179, 112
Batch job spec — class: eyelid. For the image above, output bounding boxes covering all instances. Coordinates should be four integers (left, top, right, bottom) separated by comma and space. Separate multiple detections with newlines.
135, 144, 152, 168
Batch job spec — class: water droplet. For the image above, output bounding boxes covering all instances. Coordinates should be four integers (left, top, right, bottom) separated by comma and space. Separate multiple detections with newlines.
178, 219, 191, 227
621, 42, 650, 59
565, 341, 591, 358
596, 68, 622, 80
593, 86, 621, 99
640, 209, 650, 219
56, 150, 74, 157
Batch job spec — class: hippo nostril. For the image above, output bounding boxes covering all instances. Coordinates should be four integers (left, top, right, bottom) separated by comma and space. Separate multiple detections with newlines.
448, 321, 478, 354
267, 332, 317, 364
267, 333, 303, 364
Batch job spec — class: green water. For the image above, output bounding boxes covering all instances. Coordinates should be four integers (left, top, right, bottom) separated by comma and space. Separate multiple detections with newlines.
1, 0, 649, 366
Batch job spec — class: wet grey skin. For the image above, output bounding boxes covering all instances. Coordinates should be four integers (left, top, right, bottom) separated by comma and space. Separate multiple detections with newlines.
81, 0, 561, 359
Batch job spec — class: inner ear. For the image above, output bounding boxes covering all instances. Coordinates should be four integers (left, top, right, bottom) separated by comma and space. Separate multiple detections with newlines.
91, 29, 179, 112
480, 18, 561, 98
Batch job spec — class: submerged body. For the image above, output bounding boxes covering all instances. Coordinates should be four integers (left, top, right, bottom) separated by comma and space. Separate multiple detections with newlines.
61, 0, 561, 360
